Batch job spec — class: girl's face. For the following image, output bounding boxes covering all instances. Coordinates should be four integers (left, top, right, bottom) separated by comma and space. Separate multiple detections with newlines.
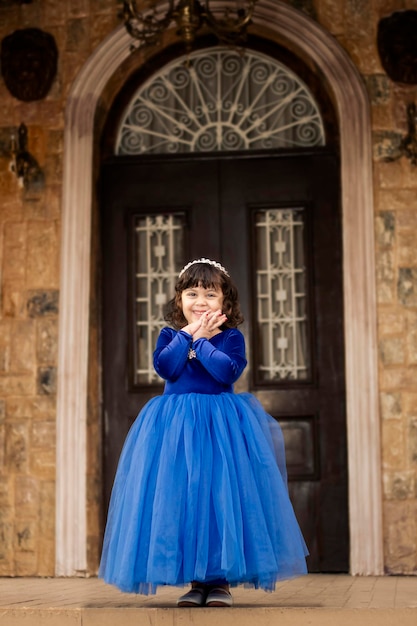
181, 283, 224, 325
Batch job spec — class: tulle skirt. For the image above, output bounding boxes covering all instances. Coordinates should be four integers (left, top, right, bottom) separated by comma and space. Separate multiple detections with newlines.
99, 392, 308, 594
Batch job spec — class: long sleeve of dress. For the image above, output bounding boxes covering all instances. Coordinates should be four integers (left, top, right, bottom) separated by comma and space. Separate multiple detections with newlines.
193, 332, 247, 385
153, 328, 192, 380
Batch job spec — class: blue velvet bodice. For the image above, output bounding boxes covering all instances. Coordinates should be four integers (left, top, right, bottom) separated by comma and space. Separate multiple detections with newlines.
153, 327, 247, 395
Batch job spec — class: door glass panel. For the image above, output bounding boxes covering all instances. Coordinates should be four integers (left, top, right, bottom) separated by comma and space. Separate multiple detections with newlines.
132, 213, 185, 386
253, 208, 311, 383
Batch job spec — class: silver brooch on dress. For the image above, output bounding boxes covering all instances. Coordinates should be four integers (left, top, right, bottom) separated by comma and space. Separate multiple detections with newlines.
188, 348, 197, 359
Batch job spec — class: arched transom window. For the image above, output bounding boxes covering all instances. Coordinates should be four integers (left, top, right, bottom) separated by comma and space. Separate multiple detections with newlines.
116, 47, 325, 154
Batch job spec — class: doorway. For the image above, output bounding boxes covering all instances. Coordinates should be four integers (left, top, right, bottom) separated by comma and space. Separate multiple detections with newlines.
100, 150, 348, 572
56, 3, 382, 577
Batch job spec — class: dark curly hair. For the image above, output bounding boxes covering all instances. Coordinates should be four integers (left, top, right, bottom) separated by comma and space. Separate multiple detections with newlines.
165, 262, 244, 330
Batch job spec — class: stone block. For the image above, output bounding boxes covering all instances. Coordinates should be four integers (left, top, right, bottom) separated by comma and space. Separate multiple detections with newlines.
14, 521, 38, 552
382, 420, 405, 470
94, 0, 116, 11
67, 18, 90, 52
379, 336, 405, 365
14, 550, 38, 576
26, 221, 60, 288
376, 158, 404, 190
376, 249, 394, 303
41, 0, 67, 26
314, 1, 344, 32
384, 500, 417, 573
10, 320, 36, 374
377, 308, 404, 335
398, 230, 417, 266
380, 367, 417, 391
0, 522, 13, 560
27, 290, 59, 317
36, 318, 58, 364
383, 470, 415, 500
68, 0, 89, 17
26, 126, 47, 167
47, 129, 64, 154
380, 392, 402, 420
398, 268, 417, 307
0, 425, 4, 473
15, 476, 40, 519
14, 99, 61, 127
0, 321, 11, 372
406, 329, 417, 365
370, 104, 394, 130
6, 396, 56, 420
39, 481, 55, 540
0, 170, 14, 197
0, 477, 13, 509
31, 421, 56, 448
1, 283, 26, 318
375, 211, 395, 246
403, 392, 417, 416
42, 184, 63, 220
37, 366, 57, 395
0, 198, 24, 221
365, 73, 390, 105
378, 190, 417, 212
12, 0, 41, 23
0, 561, 13, 576
0, 126, 16, 157
2, 222, 26, 282
44, 154, 63, 186
37, 539, 55, 576
373, 130, 403, 162
397, 209, 417, 229
342, 36, 381, 73
0, 374, 36, 396
30, 448, 55, 479
5, 422, 29, 473
409, 418, 417, 465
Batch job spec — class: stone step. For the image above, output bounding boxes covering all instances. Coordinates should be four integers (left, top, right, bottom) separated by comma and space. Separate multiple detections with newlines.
2, 606, 417, 626
1, 575, 416, 626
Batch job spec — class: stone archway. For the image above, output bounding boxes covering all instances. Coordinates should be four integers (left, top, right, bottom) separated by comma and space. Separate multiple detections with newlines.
56, 0, 383, 576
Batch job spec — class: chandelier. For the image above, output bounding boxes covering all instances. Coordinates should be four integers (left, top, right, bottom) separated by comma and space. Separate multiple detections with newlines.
121, 0, 259, 51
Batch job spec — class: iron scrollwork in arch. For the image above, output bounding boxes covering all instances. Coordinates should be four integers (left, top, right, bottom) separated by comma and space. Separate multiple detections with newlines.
116, 48, 325, 155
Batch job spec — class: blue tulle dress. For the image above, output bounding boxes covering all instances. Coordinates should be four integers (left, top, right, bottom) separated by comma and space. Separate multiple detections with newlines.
99, 327, 308, 594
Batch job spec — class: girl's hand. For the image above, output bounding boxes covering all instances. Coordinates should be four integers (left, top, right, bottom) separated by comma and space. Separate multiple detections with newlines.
182, 319, 202, 336
193, 309, 227, 341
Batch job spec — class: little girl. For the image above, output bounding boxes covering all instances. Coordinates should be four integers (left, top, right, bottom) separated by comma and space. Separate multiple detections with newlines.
99, 258, 308, 607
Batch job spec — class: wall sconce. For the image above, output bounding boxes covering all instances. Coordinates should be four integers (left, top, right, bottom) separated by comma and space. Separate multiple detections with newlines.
10, 123, 44, 189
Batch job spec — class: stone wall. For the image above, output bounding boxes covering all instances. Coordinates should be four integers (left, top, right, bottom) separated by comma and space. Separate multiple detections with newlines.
344, 0, 417, 575
0, 0, 417, 576
0, 0, 118, 577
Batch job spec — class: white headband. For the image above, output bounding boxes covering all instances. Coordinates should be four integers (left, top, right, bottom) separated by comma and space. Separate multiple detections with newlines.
178, 258, 230, 278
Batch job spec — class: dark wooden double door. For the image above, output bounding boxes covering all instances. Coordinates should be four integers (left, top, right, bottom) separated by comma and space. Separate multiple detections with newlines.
101, 152, 349, 572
